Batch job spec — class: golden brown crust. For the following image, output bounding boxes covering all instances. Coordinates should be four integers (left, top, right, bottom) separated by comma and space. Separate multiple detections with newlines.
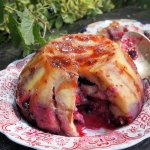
16, 34, 143, 136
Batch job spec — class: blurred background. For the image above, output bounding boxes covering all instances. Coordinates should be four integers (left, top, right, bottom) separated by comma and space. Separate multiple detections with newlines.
0, 0, 150, 57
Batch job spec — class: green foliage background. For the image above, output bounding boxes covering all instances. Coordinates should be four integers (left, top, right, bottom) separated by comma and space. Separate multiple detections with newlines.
0, 0, 149, 56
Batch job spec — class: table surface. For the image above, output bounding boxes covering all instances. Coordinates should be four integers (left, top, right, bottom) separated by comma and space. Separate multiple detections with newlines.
0, 6, 150, 150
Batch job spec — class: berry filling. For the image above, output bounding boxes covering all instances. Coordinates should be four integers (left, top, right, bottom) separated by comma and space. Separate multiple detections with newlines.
99, 21, 146, 60
20, 76, 135, 136
17, 33, 144, 137
19, 98, 36, 124
74, 77, 132, 135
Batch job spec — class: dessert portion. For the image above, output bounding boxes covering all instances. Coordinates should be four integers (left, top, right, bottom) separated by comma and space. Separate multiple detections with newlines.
98, 21, 144, 42
99, 21, 126, 41
98, 21, 145, 60
16, 33, 143, 136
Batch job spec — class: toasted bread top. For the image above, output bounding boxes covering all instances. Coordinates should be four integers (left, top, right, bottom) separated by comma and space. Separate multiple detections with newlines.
17, 34, 143, 136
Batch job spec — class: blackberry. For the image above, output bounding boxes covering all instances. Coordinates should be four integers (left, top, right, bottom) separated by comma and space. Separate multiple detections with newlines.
80, 26, 87, 33
144, 31, 150, 40
128, 50, 137, 59
22, 99, 30, 109
48, 7, 54, 14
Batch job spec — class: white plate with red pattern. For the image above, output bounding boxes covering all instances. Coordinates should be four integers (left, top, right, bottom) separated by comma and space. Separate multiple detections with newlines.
0, 19, 150, 150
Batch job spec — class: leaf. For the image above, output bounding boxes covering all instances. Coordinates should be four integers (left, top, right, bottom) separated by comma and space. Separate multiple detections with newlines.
20, 8, 35, 45
0, 0, 4, 24
16, 10, 24, 19
8, 13, 33, 55
30, 0, 38, 5
102, 0, 114, 12
55, 16, 63, 29
22, 44, 32, 57
48, 33, 62, 41
8, 13, 22, 47
61, 13, 75, 24
19, 0, 30, 5
48, 19, 55, 29
86, 0, 95, 9
33, 22, 46, 46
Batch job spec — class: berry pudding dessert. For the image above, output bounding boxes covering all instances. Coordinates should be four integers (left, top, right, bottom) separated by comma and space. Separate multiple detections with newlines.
98, 21, 144, 42
98, 21, 148, 60
16, 33, 144, 136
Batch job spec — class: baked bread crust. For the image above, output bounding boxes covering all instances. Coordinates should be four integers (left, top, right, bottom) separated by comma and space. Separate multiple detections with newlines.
16, 34, 143, 136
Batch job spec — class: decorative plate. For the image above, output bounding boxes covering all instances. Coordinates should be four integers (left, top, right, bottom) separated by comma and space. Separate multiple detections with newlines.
0, 19, 150, 150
